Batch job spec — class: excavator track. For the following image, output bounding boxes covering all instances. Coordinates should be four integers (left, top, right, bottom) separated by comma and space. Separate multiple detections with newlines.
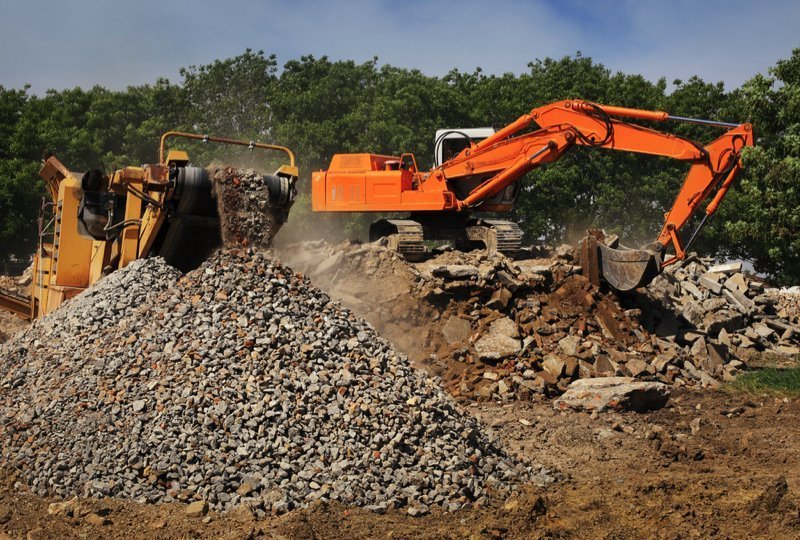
369, 218, 425, 260
465, 218, 523, 257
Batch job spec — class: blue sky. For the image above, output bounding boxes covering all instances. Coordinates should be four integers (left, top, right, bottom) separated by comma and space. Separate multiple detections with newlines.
1, 0, 798, 94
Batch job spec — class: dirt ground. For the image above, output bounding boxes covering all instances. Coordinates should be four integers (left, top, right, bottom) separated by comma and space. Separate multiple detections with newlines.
1, 388, 798, 539
3, 245, 800, 539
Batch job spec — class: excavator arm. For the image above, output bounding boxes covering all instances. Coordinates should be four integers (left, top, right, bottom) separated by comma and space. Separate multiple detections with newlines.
439, 100, 754, 290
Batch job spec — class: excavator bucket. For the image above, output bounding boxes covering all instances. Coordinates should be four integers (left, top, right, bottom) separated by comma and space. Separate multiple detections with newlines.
580, 235, 663, 292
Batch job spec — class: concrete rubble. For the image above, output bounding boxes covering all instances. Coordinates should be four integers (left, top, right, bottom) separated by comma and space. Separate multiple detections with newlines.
644, 256, 800, 359
280, 240, 800, 405
0, 250, 552, 515
554, 377, 671, 413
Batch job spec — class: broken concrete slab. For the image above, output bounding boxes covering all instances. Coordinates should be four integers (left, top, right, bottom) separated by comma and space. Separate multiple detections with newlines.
432, 265, 479, 279
489, 316, 519, 338
558, 335, 580, 356
723, 288, 755, 314
699, 275, 724, 295
724, 273, 748, 295
703, 310, 744, 336
486, 287, 513, 310
442, 316, 472, 345
553, 377, 670, 413
474, 331, 521, 361
708, 262, 742, 275
542, 354, 566, 378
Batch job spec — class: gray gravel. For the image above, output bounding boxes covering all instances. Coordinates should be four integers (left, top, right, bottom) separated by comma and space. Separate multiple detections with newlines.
0, 250, 551, 515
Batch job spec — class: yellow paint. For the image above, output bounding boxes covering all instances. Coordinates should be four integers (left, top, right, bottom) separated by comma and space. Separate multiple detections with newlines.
52, 180, 93, 288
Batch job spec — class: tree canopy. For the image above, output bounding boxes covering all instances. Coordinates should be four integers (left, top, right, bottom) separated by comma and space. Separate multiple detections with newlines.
1, 47, 798, 284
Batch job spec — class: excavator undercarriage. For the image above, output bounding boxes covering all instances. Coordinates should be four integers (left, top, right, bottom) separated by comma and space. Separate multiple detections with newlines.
369, 215, 523, 260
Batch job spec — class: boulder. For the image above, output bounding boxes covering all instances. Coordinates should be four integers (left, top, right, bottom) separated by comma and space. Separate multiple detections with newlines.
554, 377, 670, 413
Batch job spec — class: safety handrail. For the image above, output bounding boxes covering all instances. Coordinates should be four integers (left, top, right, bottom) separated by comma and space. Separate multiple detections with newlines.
158, 131, 296, 167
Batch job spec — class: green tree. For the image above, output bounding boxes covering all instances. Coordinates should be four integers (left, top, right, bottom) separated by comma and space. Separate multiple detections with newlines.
713, 48, 800, 284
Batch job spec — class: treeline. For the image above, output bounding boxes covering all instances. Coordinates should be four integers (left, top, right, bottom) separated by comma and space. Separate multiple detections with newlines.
0, 49, 798, 283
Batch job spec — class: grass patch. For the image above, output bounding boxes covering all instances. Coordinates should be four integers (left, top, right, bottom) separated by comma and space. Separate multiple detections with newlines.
730, 366, 800, 396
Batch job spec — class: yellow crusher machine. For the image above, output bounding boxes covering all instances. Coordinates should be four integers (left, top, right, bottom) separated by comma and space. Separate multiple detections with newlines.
0, 132, 298, 321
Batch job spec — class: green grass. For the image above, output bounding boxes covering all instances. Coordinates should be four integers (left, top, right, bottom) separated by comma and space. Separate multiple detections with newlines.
730, 366, 800, 396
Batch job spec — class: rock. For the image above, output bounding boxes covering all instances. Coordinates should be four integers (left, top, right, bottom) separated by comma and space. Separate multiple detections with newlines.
554, 244, 574, 260
542, 354, 565, 378
724, 273, 748, 294
700, 343, 725, 377
690, 336, 709, 360
85, 512, 111, 526
698, 275, 724, 295
47, 498, 77, 516
682, 302, 704, 327
723, 288, 755, 314
558, 335, 580, 356
682, 281, 704, 301
498, 379, 511, 394
678, 329, 705, 344
652, 354, 674, 373
553, 377, 670, 413
407, 504, 430, 517
626, 358, 652, 378
774, 345, 800, 356
752, 322, 775, 339
703, 310, 744, 336
487, 287, 513, 310
441, 316, 471, 344
703, 297, 727, 312
707, 262, 742, 275
718, 328, 732, 347
132, 399, 146, 413
489, 316, 519, 338
185, 500, 209, 518
475, 332, 521, 360
593, 355, 618, 376
236, 482, 254, 496
432, 265, 478, 279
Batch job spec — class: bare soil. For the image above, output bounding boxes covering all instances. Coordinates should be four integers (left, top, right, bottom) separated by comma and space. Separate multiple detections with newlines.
3, 245, 800, 538
2, 389, 799, 539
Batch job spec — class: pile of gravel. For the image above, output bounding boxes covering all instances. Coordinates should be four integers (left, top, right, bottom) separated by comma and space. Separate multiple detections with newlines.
211, 167, 288, 248
0, 250, 551, 515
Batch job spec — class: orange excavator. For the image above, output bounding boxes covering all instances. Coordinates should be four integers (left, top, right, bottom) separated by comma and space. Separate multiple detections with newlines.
311, 100, 753, 291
